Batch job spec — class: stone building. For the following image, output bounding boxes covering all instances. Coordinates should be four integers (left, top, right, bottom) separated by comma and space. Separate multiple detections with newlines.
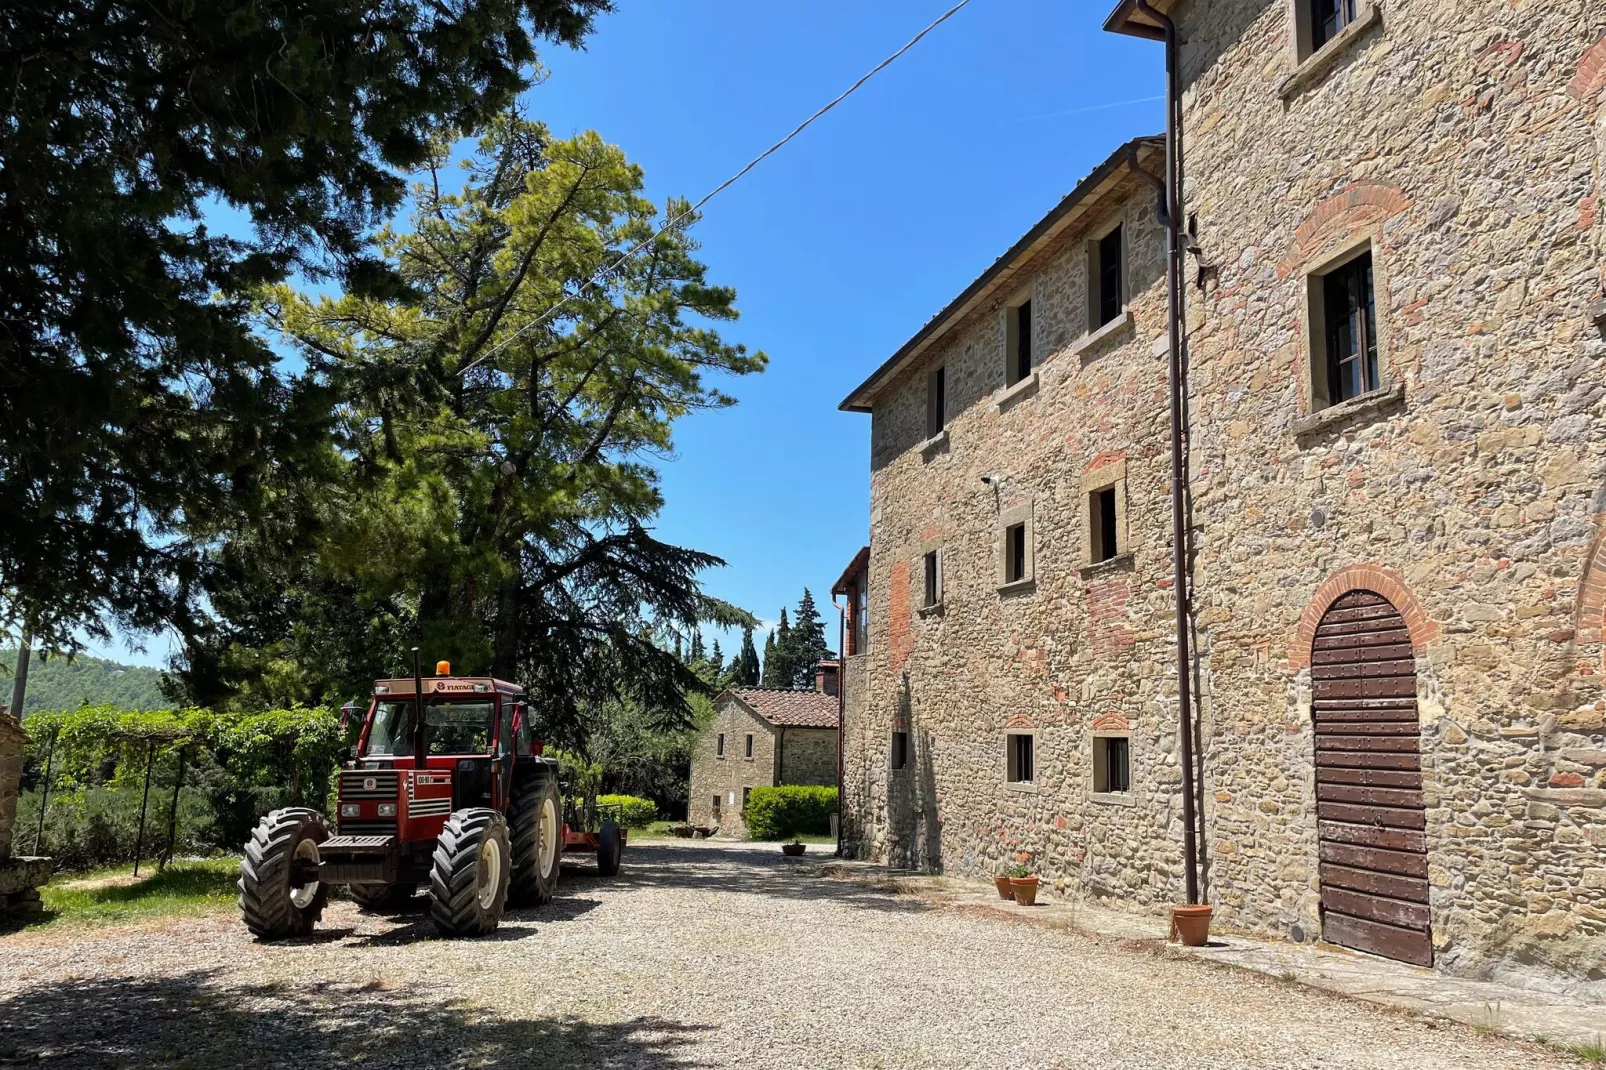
687, 670, 840, 837
0, 711, 51, 920
837, 1, 1606, 985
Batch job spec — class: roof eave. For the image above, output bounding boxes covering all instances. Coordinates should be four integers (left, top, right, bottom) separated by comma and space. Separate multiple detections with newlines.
837, 136, 1164, 414
831, 546, 870, 595
1102, 0, 1169, 40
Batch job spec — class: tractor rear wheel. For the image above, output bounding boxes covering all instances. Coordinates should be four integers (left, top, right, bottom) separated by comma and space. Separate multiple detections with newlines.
239, 808, 329, 940
596, 819, 623, 878
508, 774, 562, 907
429, 808, 511, 937
348, 882, 417, 912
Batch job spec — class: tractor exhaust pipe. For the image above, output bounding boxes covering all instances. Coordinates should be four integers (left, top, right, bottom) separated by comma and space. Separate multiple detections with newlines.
411, 646, 427, 769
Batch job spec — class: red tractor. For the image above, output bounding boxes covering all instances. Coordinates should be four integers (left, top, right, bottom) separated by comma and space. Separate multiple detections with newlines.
237, 653, 625, 939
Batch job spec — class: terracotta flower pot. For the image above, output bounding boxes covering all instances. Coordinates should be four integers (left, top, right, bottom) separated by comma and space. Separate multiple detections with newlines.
781, 843, 806, 857
1009, 876, 1039, 906
1171, 904, 1213, 947
993, 876, 1016, 900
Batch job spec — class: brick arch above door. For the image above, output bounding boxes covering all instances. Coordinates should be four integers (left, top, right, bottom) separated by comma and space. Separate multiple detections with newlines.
1575, 527, 1606, 662
1288, 564, 1439, 670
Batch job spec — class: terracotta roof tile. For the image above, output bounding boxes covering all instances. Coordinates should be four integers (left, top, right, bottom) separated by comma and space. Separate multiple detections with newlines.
727, 687, 840, 729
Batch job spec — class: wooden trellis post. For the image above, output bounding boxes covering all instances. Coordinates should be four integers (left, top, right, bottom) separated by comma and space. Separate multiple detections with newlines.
159, 744, 188, 870
109, 725, 188, 879
132, 741, 156, 877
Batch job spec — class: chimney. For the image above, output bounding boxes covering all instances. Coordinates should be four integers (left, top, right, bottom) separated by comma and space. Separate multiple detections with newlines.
814, 660, 840, 697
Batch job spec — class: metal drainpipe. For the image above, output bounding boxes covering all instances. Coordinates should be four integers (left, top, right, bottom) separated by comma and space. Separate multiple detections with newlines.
831, 594, 848, 858
1134, 0, 1201, 908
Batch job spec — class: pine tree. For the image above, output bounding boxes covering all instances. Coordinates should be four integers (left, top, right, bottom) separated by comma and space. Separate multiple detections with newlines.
708, 639, 724, 680
762, 608, 793, 687
786, 588, 833, 689
1, 0, 609, 653
689, 631, 705, 663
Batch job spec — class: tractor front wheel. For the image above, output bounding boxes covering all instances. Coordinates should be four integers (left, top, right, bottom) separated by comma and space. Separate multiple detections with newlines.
596, 819, 623, 878
348, 882, 417, 913
239, 808, 329, 940
429, 809, 511, 937
508, 774, 562, 907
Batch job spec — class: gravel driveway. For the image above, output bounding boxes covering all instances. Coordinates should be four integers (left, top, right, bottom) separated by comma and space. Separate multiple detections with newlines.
0, 840, 1580, 1069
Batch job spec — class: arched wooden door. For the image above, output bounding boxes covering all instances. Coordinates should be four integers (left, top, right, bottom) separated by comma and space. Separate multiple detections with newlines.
1312, 590, 1431, 967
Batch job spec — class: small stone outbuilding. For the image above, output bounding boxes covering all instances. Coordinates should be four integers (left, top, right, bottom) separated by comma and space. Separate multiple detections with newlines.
687, 670, 840, 837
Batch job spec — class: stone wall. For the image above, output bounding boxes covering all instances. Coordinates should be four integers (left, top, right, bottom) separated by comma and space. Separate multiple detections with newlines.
778, 727, 837, 788
847, 171, 1192, 908
1169, 0, 1606, 982
687, 696, 778, 838
0, 715, 23, 862
843, 3, 1606, 984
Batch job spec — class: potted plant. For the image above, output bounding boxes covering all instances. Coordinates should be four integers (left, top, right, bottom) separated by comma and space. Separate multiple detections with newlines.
781, 841, 807, 857
1171, 903, 1213, 946
993, 870, 1016, 900
1006, 864, 1038, 906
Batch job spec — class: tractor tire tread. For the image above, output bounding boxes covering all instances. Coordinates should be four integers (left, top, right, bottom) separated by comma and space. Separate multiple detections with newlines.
507, 773, 561, 908
238, 808, 328, 940
428, 808, 509, 937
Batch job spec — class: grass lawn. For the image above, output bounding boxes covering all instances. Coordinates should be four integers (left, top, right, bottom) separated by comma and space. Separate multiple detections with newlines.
33, 858, 240, 927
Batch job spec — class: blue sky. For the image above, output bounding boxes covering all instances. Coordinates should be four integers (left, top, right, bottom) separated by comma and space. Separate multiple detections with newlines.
87, 0, 1164, 668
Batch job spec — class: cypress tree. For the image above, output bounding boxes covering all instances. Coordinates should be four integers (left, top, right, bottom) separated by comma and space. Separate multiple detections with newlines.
735, 625, 761, 686
761, 627, 779, 687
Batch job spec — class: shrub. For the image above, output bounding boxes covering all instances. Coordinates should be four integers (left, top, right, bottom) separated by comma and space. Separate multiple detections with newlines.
595, 794, 656, 828
744, 785, 837, 841
15, 786, 218, 871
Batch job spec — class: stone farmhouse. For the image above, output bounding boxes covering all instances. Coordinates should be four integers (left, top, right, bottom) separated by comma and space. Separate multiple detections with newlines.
835, 0, 1606, 984
687, 666, 840, 837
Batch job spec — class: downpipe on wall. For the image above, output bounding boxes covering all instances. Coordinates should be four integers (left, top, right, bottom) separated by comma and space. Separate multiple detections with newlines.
832, 593, 848, 858
1134, 0, 1202, 908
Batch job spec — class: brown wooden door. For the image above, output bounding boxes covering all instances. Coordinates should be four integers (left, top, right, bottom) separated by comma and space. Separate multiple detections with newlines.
1312, 590, 1432, 967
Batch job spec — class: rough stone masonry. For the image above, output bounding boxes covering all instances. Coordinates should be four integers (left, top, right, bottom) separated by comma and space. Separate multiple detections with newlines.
837, 0, 1606, 987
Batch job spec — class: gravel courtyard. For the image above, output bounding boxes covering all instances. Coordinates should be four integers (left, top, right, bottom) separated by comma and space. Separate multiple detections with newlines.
0, 840, 1582, 1069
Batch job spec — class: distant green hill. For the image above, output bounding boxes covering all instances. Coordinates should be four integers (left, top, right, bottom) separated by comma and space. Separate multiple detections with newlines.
0, 649, 171, 715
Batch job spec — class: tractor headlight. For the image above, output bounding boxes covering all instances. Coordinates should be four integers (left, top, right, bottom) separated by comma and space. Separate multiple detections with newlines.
339, 803, 361, 818
377, 803, 397, 818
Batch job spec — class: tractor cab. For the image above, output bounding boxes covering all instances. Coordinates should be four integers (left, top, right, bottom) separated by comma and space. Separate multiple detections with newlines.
353, 667, 535, 816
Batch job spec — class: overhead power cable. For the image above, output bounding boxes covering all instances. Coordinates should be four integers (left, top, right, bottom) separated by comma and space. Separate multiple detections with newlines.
458, 0, 978, 376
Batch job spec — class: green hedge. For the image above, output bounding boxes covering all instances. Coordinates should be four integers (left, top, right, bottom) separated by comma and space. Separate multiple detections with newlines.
595, 794, 656, 828
744, 785, 837, 841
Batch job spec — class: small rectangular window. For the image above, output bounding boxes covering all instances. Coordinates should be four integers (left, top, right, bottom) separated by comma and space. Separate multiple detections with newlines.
926, 366, 946, 439
742, 786, 751, 811
1094, 736, 1131, 794
891, 731, 909, 771
922, 550, 941, 607
1323, 252, 1378, 404
1096, 225, 1124, 327
1006, 732, 1034, 784
745, 733, 754, 759
1005, 299, 1033, 386
856, 583, 869, 653
712, 795, 722, 819
1311, 0, 1357, 51
1005, 522, 1027, 584
1090, 487, 1119, 563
